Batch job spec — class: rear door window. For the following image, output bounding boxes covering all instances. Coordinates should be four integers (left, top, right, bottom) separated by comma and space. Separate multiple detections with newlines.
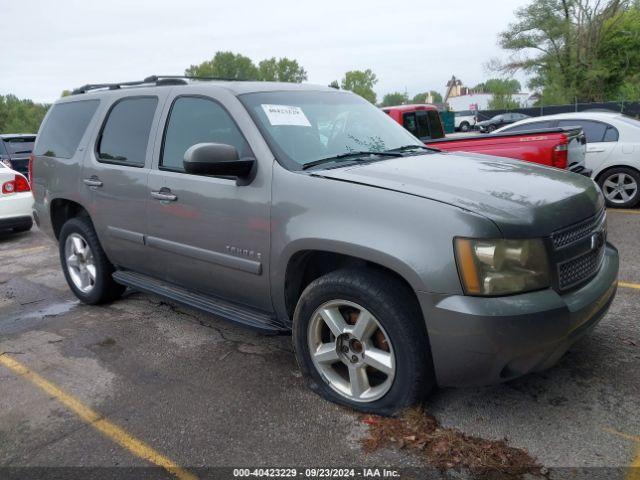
502, 121, 554, 133
557, 120, 608, 143
161, 96, 252, 172
426, 110, 444, 139
97, 97, 158, 166
34, 100, 99, 158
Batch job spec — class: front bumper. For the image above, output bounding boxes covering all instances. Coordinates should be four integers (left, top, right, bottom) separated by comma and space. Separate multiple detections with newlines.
419, 243, 619, 387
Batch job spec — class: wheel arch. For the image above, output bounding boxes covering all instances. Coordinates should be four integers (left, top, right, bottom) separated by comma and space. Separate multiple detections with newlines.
50, 198, 92, 240
279, 240, 425, 322
594, 163, 640, 183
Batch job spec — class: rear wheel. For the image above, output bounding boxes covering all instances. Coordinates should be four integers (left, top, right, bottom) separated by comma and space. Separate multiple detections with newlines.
598, 167, 640, 208
293, 269, 435, 415
59, 217, 125, 304
459, 121, 470, 132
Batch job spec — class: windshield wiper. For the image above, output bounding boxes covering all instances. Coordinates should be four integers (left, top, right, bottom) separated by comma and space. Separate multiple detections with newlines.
386, 144, 440, 153
301, 151, 402, 170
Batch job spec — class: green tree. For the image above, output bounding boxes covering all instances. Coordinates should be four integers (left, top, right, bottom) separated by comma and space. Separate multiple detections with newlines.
0, 95, 49, 134
497, 0, 638, 102
185, 51, 259, 80
341, 69, 378, 103
481, 79, 522, 109
411, 91, 443, 103
328, 80, 340, 89
380, 92, 409, 107
258, 57, 308, 82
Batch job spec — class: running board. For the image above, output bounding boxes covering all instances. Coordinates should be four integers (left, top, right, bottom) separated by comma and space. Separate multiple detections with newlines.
112, 270, 288, 334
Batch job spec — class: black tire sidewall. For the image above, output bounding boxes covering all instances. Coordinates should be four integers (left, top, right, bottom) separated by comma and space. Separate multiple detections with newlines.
598, 167, 640, 208
59, 217, 123, 304
292, 269, 433, 415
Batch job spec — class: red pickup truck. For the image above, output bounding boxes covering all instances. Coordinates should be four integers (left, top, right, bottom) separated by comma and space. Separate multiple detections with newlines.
382, 104, 589, 175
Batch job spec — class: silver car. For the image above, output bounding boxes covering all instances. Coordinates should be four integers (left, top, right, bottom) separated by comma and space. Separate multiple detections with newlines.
32, 77, 619, 415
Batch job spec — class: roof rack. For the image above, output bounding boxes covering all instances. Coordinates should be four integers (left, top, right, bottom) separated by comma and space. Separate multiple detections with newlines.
71, 75, 236, 95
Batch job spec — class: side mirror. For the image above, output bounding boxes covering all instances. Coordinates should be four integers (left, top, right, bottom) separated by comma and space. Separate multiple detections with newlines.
183, 143, 255, 179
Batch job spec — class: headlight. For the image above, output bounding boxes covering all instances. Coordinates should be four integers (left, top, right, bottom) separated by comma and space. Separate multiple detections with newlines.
454, 238, 550, 296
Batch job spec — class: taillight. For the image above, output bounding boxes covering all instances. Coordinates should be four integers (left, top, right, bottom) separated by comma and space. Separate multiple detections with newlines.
552, 143, 568, 169
2, 175, 31, 194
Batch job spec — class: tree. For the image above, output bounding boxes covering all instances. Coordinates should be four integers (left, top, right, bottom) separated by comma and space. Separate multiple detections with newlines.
497, 0, 639, 102
341, 69, 378, 103
0, 95, 49, 134
476, 78, 522, 109
328, 80, 340, 89
258, 57, 308, 83
185, 51, 259, 80
380, 92, 409, 107
412, 91, 443, 103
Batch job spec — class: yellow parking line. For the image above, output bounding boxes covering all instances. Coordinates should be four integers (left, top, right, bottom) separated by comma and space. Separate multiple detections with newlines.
0, 354, 197, 480
608, 208, 640, 215
603, 428, 640, 479
620, 282, 640, 291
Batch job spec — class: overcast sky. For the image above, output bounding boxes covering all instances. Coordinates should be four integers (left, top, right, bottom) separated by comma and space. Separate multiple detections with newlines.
1, 0, 532, 104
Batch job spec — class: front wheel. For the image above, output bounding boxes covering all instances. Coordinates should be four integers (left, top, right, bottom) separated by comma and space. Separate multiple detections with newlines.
598, 167, 640, 208
459, 121, 470, 132
292, 269, 435, 415
59, 217, 125, 304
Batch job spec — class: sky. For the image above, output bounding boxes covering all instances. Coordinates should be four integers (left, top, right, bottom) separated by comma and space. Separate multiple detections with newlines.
1, 0, 532, 104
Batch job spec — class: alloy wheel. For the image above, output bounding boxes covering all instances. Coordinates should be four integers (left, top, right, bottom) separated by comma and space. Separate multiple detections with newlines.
64, 233, 96, 293
602, 172, 638, 205
307, 300, 395, 403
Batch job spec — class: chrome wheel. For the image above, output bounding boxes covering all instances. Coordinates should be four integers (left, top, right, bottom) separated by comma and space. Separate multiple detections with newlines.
64, 233, 96, 293
307, 300, 395, 403
602, 172, 638, 205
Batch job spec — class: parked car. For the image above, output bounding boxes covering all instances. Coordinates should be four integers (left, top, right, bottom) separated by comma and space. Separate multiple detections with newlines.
382, 104, 445, 141
453, 110, 477, 132
0, 134, 37, 176
386, 105, 588, 174
33, 77, 618, 415
426, 127, 588, 174
476, 113, 530, 133
495, 112, 640, 208
0, 163, 33, 233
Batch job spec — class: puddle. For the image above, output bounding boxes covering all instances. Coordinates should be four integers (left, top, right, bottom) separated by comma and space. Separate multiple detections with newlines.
18, 300, 78, 321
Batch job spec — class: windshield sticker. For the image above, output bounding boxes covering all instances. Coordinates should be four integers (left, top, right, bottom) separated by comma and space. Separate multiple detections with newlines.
261, 104, 311, 127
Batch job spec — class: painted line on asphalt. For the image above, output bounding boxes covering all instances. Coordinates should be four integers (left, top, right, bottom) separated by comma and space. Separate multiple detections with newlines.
0, 354, 197, 480
620, 281, 640, 291
603, 428, 640, 480
607, 208, 640, 215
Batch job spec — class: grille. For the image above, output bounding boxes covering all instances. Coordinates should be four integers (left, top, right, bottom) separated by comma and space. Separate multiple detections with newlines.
553, 208, 607, 291
551, 210, 605, 249
558, 248, 604, 290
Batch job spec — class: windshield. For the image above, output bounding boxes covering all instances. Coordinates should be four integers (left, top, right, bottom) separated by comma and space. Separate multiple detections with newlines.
239, 91, 423, 170
3, 137, 36, 156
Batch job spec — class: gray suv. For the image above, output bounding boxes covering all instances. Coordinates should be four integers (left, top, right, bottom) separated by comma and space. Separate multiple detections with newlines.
32, 77, 619, 415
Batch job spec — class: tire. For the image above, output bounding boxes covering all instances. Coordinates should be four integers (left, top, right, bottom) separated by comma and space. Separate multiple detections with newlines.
486, 124, 496, 133
292, 268, 435, 416
460, 121, 470, 132
12, 218, 33, 233
597, 167, 640, 208
59, 217, 125, 304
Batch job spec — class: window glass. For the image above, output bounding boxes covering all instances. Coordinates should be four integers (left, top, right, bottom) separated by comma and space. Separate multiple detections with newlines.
557, 120, 607, 143
98, 97, 157, 166
427, 110, 444, 139
502, 121, 553, 133
403, 113, 418, 137
34, 100, 99, 158
161, 97, 251, 171
3, 137, 36, 156
603, 125, 619, 142
416, 111, 430, 139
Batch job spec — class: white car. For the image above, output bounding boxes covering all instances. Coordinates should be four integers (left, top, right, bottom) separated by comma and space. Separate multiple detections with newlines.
0, 163, 33, 233
454, 110, 477, 132
495, 112, 640, 208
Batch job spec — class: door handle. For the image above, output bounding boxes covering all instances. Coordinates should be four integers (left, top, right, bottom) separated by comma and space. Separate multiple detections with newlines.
151, 190, 177, 202
83, 177, 103, 187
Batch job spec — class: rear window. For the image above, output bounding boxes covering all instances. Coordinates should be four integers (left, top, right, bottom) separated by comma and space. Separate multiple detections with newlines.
403, 110, 445, 140
3, 137, 36, 156
502, 121, 554, 133
35, 100, 99, 158
97, 97, 158, 167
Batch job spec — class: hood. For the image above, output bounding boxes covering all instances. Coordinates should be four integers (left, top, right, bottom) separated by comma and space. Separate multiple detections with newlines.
312, 152, 603, 237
